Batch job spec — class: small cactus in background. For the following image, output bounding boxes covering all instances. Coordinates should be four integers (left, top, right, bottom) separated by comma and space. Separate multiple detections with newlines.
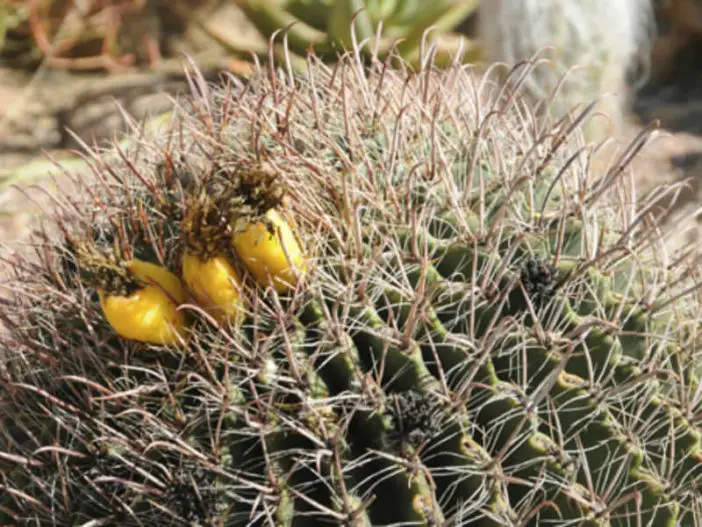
0, 35, 701, 526
236, 0, 481, 67
478, 0, 656, 138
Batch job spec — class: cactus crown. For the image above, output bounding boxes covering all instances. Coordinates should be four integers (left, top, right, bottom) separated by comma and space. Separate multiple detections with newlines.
182, 162, 287, 256
1, 37, 701, 526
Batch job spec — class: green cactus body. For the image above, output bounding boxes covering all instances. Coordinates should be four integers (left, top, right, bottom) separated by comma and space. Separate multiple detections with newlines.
0, 38, 700, 526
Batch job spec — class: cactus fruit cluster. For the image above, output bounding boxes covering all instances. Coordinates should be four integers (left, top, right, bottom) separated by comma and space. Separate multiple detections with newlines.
236, 0, 481, 68
1, 38, 701, 526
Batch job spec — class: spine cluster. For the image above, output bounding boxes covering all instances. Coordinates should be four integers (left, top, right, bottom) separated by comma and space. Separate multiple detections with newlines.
0, 39, 700, 526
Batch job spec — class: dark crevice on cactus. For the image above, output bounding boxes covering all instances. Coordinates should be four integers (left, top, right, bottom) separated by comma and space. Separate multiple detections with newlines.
519, 257, 559, 310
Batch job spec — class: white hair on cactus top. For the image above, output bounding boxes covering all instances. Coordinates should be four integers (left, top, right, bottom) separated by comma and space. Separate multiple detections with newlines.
479, 0, 655, 134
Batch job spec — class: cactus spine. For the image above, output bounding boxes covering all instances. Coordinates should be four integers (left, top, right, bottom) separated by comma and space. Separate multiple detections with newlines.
0, 36, 700, 526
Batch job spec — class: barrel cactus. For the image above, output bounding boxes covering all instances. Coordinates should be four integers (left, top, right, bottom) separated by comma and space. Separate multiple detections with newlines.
235, 0, 481, 67
0, 38, 700, 526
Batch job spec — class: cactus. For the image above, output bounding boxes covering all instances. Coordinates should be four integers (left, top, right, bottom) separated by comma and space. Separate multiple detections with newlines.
478, 0, 655, 139
235, 0, 481, 68
0, 37, 701, 526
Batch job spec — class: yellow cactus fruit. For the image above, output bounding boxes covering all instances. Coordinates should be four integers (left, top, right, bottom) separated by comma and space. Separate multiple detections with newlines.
72, 239, 189, 346
98, 259, 189, 346
181, 251, 244, 325
232, 208, 306, 293
180, 181, 246, 325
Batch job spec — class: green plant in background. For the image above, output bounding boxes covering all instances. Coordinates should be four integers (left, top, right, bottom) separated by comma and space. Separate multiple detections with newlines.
0, 0, 42, 67
236, 0, 481, 67
0, 37, 701, 526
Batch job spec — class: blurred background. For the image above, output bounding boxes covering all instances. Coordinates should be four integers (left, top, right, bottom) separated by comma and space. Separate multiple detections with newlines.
1, 0, 701, 248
